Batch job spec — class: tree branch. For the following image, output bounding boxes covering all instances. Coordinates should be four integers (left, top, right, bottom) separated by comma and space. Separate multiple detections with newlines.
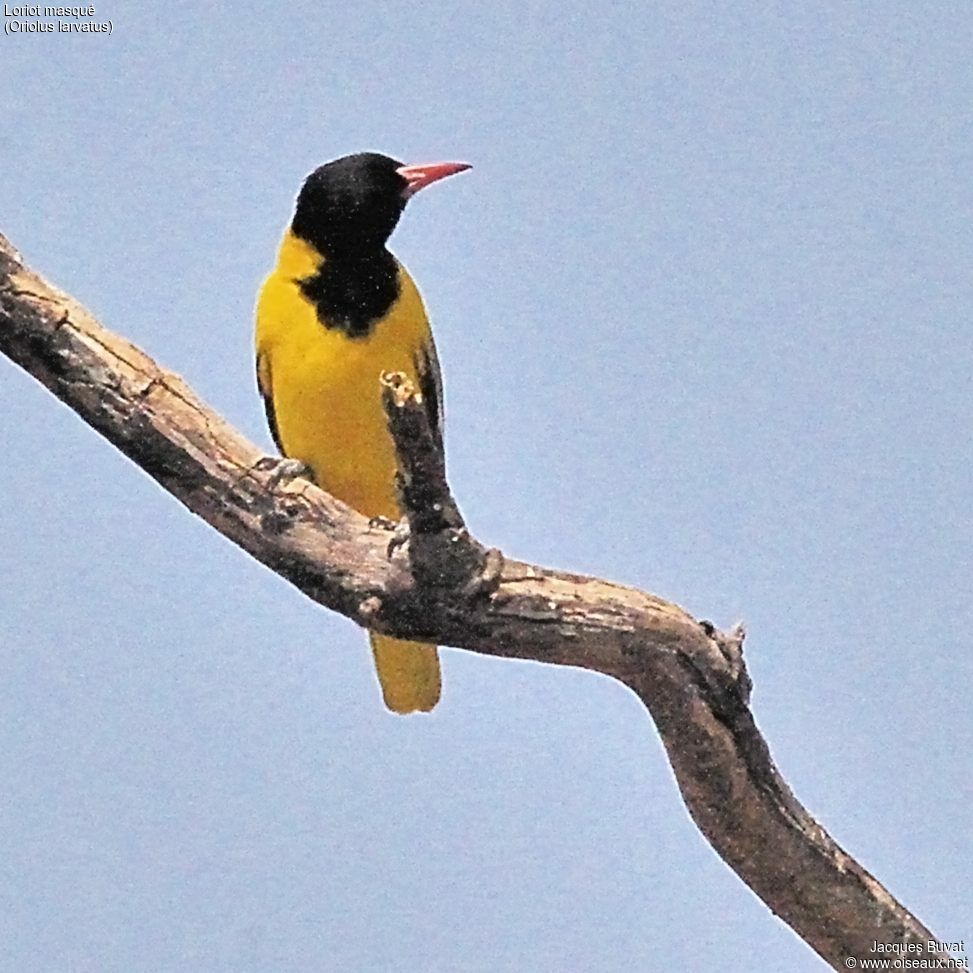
0, 232, 953, 970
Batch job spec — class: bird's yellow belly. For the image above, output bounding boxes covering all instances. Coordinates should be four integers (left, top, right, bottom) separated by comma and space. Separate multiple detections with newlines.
271, 320, 417, 519
256, 233, 434, 522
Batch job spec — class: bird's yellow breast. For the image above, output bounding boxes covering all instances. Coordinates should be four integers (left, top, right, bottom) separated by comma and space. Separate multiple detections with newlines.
255, 230, 432, 518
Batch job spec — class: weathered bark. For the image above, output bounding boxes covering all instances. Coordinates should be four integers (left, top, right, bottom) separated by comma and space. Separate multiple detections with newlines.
0, 232, 954, 970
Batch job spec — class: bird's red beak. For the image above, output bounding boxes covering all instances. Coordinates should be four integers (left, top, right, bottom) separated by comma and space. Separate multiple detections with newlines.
396, 161, 472, 198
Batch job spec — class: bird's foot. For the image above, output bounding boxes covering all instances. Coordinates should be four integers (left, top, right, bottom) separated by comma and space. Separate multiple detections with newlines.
368, 514, 399, 532
255, 456, 315, 490
367, 515, 409, 558
385, 519, 411, 559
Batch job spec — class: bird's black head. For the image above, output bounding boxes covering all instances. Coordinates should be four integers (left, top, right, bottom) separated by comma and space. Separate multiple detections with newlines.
291, 152, 471, 257
292, 153, 405, 256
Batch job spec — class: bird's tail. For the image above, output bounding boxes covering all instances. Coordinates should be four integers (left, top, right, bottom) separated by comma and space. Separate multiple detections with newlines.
369, 634, 441, 714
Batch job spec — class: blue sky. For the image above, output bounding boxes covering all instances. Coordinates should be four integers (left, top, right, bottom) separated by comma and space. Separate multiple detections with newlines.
1, 2, 971, 970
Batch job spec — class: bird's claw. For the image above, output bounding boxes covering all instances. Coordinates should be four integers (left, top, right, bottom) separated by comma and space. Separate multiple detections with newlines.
366, 515, 409, 557
386, 520, 411, 559
368, 514, 399, 531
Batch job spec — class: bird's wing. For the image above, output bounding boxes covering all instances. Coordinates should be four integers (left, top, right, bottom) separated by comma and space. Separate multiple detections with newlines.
414, 333, 444, 453
255, 349, 284, 454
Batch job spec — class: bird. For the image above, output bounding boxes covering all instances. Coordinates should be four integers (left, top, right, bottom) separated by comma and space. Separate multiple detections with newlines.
255, 152, 470, 714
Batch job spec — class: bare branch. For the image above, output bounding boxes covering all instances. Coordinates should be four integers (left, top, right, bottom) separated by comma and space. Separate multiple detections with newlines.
0, 231, 952, 971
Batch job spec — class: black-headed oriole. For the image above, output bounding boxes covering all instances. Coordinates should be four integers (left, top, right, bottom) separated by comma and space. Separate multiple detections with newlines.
255, 152, 469, 713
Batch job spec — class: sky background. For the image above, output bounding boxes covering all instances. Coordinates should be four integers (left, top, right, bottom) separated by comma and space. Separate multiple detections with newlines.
1, 2, 971, 970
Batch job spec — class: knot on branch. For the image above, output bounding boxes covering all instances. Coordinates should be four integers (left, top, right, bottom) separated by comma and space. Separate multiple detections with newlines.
699, 618, 753, 709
